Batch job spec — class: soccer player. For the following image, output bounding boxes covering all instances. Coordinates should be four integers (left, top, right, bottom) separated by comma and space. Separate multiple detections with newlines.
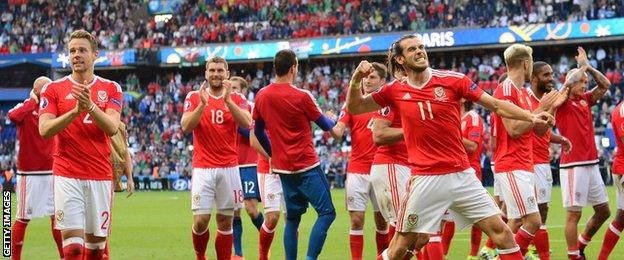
253, 49, 338, 260
556, 47, 612, 260
181, 57, 251, 260
229, 76, 264, 259
331, 62, 388, 259
526, 61, 573, 259
8, 76, 64, 260
38, 30, 123, 260
598, 99, 624, 259
491, 44, 567, 259
345, 35, 553, 260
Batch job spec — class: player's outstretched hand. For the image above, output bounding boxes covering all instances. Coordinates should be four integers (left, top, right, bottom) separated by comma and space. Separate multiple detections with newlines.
199, 81, 208, 106
127, 178, 135, 198
575, 46, 589, 68
561, 136, 572, 154
351, 60, 374, 84
552, 86, 570, 108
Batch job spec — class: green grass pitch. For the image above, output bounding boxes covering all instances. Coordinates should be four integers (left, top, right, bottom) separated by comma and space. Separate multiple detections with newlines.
10, 186, 624, 259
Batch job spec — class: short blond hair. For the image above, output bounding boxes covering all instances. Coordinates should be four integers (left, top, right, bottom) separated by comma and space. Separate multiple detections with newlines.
69, 30, 98, 52
230, 76, 248, 90
504, 44, 533, 68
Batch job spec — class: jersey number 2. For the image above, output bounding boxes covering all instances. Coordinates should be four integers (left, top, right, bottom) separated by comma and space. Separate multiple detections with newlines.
83, 114, 93, 124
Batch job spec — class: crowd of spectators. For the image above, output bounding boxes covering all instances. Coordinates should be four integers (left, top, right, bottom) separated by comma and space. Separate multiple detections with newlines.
1, 0, 623, 54
1, 45, 624, 189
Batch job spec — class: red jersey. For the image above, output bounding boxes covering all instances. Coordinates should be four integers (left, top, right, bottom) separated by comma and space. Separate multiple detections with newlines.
527, 89, 552, 164
370, 69, 483, 175
372, 106, 409, 166
339, 106, 377, 174
257, 157, 270, 174
39, 76, 123, 180
252, 83, 322, 174
238, 103, 258, 167
492, 79, 533, 173
555, 92, 599, 168
611, 102, 624, 174
461, 110, 484, 177
8, 98, 54, 174
184, 90, 249, 168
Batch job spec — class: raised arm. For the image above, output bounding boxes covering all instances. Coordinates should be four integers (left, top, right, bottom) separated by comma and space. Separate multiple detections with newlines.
181, 82, 208, 133
8, 98, 38, 124
574, 47, 611, 103
346, 61, 383, 114
223, 80, 252, 128
477, 92, 552, 130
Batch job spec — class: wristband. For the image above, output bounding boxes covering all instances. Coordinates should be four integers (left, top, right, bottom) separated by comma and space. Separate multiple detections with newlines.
88, 103, 96, 112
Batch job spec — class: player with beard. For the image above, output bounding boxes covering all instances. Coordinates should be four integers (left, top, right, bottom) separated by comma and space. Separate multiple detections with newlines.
523, 61, 572, 259
346, 35, 553, 260
181, 57, 252, 260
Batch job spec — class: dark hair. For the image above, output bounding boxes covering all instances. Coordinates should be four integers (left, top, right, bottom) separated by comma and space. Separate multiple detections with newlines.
532, 61, 550, 77
69, 29, 98, 52
371, 62, 388, 79
274, 49, 297, 77
386, 34, 418, 78
230, 76, 248, 90
206, 56, 228, 70
464, 101, 474, 111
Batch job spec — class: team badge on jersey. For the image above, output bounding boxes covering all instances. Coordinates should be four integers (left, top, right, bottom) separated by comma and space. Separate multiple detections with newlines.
434, 87, 447, 101
527, 196, 536, 207
407, 214, 418, 226
579, 100, 588, 106
184, 100, 191, 110
98, 91, 108, 102
267, 193, 275, 201
40, 97, 49, 109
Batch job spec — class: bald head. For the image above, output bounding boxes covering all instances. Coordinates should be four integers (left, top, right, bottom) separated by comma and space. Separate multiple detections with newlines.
33, 76, 52, 96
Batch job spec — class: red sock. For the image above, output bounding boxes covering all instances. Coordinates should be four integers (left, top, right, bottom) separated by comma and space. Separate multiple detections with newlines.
375, 229, 389, 255
192, 228, 210, 260
426, 235, 444, 260
259, 224, 275, 260
50, 218, 64, 259
598, 221, 623, 260
63, 243, 85, 260
85, 248, 105, 260
388, 224, 396, 244
350, 229, 364, 260
498, 246, 523, 259
567, 246, 580, 260
215, 229, 234, 260
534, 227, 550, 260
441, 221, 455, 255
417, 247, 427, 260
514, 227, 535, 255
577, 233, 591, 251
11, 220, 27, 260
470, 226, 483, 256
485, 236, 495, 249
